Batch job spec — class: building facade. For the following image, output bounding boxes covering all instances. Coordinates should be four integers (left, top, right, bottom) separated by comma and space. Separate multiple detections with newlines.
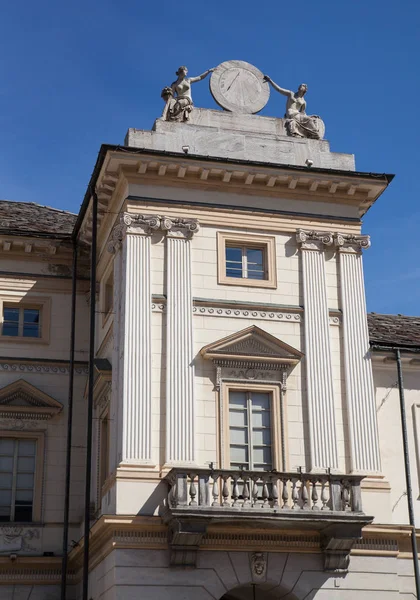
1, 64, 420, 599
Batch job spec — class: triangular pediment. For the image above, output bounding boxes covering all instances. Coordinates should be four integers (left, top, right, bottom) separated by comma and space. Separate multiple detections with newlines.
200, 326, 303, 364
0, 379, 63, 420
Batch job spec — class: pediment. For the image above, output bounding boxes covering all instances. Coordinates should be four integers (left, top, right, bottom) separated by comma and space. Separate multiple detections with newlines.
200, 326, 303, 365
0, 379, 63, 420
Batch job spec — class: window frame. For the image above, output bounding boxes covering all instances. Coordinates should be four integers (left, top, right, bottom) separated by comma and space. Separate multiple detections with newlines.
0, 296, 51, 344
0, 430, 44, 523
221, 382, 285, 471
217, 232, 277, 289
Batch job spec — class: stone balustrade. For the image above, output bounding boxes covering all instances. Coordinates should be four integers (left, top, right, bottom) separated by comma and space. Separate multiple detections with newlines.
165, 468, 365, 514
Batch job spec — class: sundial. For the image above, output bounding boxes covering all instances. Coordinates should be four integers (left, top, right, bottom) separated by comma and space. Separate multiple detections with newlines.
210, 60, 270, 114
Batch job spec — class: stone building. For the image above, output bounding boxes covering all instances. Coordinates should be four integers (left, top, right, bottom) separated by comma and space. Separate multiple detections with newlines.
1, 62, 420, 599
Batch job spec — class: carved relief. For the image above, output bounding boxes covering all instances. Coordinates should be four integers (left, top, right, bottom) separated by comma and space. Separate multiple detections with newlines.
296, 229, 371, 252
0, 527, 40, 554
108, 213, 200, 252
250, 551, 267, 578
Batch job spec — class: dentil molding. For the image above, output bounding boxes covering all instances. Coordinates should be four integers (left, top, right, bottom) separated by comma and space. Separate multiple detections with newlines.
108, 212, 199, 252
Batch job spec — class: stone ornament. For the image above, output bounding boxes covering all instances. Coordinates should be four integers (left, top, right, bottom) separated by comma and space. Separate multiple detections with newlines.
161, 66, 215, 122
264, 76, 325, 139
108, 213, 200, 252
210, 60, 270, 114
296, 229, 370, 251
250, 551, 267, 578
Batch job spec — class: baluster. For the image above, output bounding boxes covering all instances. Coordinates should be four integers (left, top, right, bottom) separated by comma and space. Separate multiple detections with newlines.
189, 473, 197, 506
222, 475, 230, 507
232, 474, 240, 507
292, 478, 299, 510
251, 477, 259, 507
281, 478, 289, 509
272, 476, 279, 508
212, 473, 220, 507
301, 477, 310, 510
342, 480, 350, 511
311, 478, 319, 510
321, 478, 330, 511
261, 476, 269, 508
243, 476, 250, 507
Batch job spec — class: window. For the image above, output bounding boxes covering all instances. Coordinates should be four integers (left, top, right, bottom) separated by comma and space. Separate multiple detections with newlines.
0, 297, 50, 344
226, 246, 265, 280
217, 232, 277, 288
3, 306, 40, 338
229, 391, 273, 471
0, 438, 36, 522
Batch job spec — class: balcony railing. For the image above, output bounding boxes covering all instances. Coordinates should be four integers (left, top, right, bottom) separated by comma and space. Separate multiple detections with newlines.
163, 468, 371, 570
165, 467, 364, 514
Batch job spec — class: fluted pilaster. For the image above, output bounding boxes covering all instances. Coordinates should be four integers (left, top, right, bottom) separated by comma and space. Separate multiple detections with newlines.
338, 235, 381, 473
296, 230, 338, 471
108, 212, 160, 464
164, 217, 199, 464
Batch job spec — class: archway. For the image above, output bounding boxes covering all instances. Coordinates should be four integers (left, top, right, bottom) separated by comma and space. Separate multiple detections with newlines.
220, 583, 289, 600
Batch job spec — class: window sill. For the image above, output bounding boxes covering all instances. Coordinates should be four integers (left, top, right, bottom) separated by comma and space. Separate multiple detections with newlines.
0, 335, 49, 344
219, 276, 277, 289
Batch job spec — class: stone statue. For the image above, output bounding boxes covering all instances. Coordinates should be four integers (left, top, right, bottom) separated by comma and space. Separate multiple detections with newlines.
263, 76, 322, 139
161, 66, 215, 122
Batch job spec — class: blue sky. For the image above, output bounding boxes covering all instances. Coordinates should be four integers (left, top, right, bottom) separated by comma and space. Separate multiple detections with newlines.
0, 0, 419, 314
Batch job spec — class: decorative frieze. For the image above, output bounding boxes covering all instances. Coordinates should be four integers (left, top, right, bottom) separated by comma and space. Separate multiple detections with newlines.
296, 231, 338, 471
0, 362, 87, 374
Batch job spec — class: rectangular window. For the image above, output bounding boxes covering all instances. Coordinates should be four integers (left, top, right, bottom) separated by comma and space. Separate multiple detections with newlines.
226, 245, 265, 280
0, 438, 36, 522
229, 390, 272, 471
2, 306, 40, 338
218, 232, 277, 288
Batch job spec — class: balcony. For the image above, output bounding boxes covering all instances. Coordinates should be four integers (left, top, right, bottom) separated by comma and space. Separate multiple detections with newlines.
163, 468, 372, 572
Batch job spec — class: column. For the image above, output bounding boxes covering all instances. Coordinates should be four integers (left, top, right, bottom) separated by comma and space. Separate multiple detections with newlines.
108, 212, 160, 464
164, 217, 199, 464
337, 234, 381, 473
296, 230, 339, 471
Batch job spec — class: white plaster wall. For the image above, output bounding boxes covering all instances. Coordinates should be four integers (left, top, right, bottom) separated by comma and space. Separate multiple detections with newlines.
374, 362, 420, 526
0, 288, 89, 362
83, 548, 412, 599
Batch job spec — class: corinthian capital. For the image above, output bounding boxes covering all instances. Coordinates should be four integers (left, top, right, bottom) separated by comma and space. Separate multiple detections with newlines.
162, 217, 200, 239
107, 212, 161, 253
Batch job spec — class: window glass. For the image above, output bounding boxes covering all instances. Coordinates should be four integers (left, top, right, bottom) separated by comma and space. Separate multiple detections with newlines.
246, 248, 265, 280
23, 309, 40, 338
229, 391, 272, 471
3, 307, 19, 336
0, 438, 35, 522
225, 246, 243, 278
